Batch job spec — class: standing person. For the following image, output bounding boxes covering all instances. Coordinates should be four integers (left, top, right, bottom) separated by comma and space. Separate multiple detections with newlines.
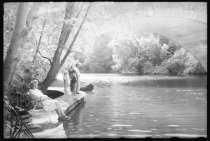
70, 70, 78, 95
68, 66, 77, 95
63, 69, 69, 95
73, 63, 81, 94
28, 80, 71, 121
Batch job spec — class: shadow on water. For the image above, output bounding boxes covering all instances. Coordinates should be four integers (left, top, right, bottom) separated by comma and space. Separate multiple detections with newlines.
63, 101, 86, 137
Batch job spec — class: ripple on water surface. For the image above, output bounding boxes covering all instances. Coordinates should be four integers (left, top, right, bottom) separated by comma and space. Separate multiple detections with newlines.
62, 74, 206, 138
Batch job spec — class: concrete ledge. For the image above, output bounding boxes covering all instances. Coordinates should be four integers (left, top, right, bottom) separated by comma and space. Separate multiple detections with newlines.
29, 91, 86, 124
56, 92, 86, 114
27, 91, 86, 138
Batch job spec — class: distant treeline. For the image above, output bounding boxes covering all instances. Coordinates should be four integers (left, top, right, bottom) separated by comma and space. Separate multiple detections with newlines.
81, 33, 206, 76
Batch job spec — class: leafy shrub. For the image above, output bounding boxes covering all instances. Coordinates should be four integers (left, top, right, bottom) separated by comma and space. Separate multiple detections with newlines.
153, 65, 169, 75
142, 61, 155, 74
168, 62, 185, 75
8, 60, 49, 109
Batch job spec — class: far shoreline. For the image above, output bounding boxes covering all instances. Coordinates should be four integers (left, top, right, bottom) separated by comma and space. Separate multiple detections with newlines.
78, 72, 207, 77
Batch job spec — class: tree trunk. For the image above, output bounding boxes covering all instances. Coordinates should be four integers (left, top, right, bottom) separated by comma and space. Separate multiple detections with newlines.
32, 42, 39, 63
41, 63, 59, 94
40, 3, 91, 93
4, 3, 30, 96
41, 3, 76, 93
60, 3, 92, 68
4, 3, 41, 96
32, 20, 46, 63
8, 56, 20, 87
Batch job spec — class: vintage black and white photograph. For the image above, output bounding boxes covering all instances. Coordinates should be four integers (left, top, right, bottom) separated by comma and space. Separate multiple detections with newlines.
3, 2, 207, 139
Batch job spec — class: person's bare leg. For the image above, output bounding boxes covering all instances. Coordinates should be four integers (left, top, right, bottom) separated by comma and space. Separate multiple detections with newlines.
76, 77, 80, 93
74, 83, 77, 95
72, 82, 76, 95
64, 79, 68, 95
55, 108, 61, 117
55, 101, 65, 117
58, 107, 65, 116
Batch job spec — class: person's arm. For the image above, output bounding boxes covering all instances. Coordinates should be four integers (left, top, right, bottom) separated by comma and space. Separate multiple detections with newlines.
38, 90, 51, 100
29, 89, 42, 102
41, 94, 50, 101
74, 67, 80, 76
29, 89, 50, 101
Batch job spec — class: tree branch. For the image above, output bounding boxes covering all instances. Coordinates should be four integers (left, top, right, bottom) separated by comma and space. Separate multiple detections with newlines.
33, 20, 47, 62
59, 3, 92, 69
38, 50, 52, 65
26, 3, 42, 31
51, 3, 76, 65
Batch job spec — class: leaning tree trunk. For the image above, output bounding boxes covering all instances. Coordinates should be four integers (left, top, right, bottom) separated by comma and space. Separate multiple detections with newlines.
41, 3, 91, 94
41, 63, 60, 94
4, 2, 41, 96
32, 20, 46, 63
41, 3, 76, 93
4, 3, 30, 96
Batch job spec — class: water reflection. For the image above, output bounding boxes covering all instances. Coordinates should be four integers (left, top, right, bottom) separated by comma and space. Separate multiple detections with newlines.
63, 102, 86, 137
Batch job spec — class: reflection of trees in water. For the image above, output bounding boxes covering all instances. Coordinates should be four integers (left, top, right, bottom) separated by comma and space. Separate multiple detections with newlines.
63, 101, 86, 137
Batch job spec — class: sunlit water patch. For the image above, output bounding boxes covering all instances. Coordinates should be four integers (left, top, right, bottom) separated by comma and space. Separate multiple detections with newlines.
128, 130, 152, 133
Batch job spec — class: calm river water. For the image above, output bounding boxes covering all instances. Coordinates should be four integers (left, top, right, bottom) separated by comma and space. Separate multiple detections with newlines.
61, 74, 207, 138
